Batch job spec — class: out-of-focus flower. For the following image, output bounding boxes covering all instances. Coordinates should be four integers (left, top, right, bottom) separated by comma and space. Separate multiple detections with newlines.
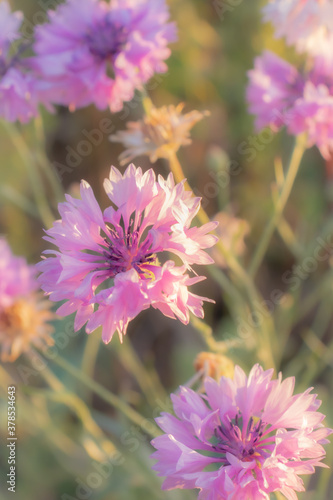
264, 0, 333, 78
37, 164, 218, 344
33, 0, 177, 112
0, 1, 40, 123
151, 364, 332, 499
110, 102, 209, 164
247, 49, 333, 159
211, 212, 249, 268
194, 352, 234, 380
0, 238, 54, 362
288, 82, 333, 159
263, 0, 326, 52
247, 51, 304, 132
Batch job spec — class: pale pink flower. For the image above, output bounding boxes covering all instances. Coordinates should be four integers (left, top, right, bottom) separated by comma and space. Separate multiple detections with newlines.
246, 51, 304, 132
37, 164, 217, 343
33, 0, 177, 112
0, 1, 40, 123
263, 0, 325, 52
263, 0, 333, 77
151, 364, 332, 499
0, 238, 54, 362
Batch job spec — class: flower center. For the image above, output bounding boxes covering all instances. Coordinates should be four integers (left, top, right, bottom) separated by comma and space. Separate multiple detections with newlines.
212, 414, 266, 463
95, 217, 159, 280
86, 17, 127, 61
0, 300, 37, 338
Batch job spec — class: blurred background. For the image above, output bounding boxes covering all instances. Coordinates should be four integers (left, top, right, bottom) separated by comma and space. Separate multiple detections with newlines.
0, 0, 333, 499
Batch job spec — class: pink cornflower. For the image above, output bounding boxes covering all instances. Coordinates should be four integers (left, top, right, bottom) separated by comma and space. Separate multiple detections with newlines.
0, 1, 40, 123
37, 164, 217, 343
247, 50, 333, 159
263, 0, 326, 53
0, 238, 54, 362
151, 364, 332, 499
288, 82, 333, 159
246, 51, 304, 132
33, 0, 177, 112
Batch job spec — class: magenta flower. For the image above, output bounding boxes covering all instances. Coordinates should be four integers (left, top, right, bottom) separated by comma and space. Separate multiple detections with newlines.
288, 82, 333, 159
0, 1, 40, 123
37, 164, 217, 343
246, 51, 304, 132
247, 49, 333, 159
151, 364, 332, 499
33, 0, 177, 112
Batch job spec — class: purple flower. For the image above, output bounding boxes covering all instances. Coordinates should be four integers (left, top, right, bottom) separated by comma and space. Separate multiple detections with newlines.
287, 82, 333, 159
151, 364, 332, 499
37, 164, 217, 343
247, 49, 333, 159
33, 0, 177, 112
246, 50, 304, 132
0, 1, 40, 123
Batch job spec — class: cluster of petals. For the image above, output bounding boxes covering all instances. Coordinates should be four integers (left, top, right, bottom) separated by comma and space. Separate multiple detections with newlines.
0, 2, 40, 123
247, 50, 333, 159
263, 0, 333, 57
33, 0, 177, 112
151, 364, 332, 500
0, 238, 54, 361
37, 164, 218, 344
110, 102, 209, 164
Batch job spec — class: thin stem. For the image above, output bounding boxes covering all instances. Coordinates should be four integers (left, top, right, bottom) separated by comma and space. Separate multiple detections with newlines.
33, 116, 64, 203
2, 121, 55, 228
49, 352, 160, 438
81, 330, 101, 382
167, 151, 196, 201
0, 185, 39, 219
190, 315, 240, 353
115, 337, 167, 406
249, 134, 307, 278
167, 150, 277, 370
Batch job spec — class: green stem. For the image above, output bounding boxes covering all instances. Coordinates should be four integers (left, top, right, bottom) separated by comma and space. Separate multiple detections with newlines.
50, 353, 160, 438
167, 151, 277, 370
249, 134, 307, 278
2, 121, 55, 228
115, 337, 167, 407
190, 315, 240, 353
33, 116, 64, 204
0, 185, 39, 219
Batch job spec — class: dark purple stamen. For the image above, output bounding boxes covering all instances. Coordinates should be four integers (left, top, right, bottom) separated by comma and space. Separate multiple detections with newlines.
212, 414, 269, 463
90, 214, 158, 279
86, 17, 127, 60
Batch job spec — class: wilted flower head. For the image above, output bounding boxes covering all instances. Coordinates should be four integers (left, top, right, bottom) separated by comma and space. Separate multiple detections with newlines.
0, 1, 40, 123
151, 364, 332, 499
37, 164, 218, 344
194, 352, 235, 381
110, 102, 209, 164
0, 238, 54, 362
33, 0, 177, 112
